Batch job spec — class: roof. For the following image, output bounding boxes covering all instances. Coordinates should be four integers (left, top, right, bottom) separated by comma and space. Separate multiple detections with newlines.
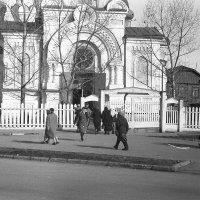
174, 66, 200, 84
126, 9, 134, 20
105, 0, 129, 8
102, 86, 160, 96
125, 27, 164, 40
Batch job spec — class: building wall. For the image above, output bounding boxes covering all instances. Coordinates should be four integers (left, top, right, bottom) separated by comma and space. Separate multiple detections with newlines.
0, 0, 164, 107
125, 38, 163, 91
167, 67, 200, 106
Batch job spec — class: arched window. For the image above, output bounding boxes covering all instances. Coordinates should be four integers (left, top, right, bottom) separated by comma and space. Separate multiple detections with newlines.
136, 57, 149, 87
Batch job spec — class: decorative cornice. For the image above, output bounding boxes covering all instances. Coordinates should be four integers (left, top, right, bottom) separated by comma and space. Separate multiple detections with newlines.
0, 21, 42, 34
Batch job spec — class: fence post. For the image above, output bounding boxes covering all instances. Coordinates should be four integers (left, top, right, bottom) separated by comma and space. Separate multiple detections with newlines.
160, 91, 166, 133
178, 100, 184, 132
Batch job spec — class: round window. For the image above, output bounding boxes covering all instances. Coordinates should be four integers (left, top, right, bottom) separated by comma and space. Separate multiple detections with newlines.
75, 47, 94, 70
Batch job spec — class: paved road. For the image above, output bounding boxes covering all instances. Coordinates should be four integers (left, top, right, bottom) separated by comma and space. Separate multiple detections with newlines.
0, 159, 200, 200
0, 129, 199, 162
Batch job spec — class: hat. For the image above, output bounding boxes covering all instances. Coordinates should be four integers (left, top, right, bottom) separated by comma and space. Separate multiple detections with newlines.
118, 110, 125, 116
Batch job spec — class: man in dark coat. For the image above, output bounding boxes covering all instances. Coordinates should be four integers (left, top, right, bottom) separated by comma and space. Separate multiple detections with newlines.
92, 107, 101, 134
101, 107, 113, 134
113, 110, 129, 150
75, 107, 88, 141
74, 104, 81, 132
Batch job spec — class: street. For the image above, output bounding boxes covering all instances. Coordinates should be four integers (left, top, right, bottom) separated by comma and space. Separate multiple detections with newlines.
0, 159, 199, 200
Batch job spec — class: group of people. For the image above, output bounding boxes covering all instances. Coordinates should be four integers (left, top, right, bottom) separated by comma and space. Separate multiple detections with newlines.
41, 104, 129, 151
101, 107, 129, 151
74, 105, 129, 151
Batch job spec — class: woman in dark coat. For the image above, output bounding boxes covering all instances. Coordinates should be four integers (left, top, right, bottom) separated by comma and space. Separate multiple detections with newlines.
101, 107, 113, 134
92, 107, 101, 134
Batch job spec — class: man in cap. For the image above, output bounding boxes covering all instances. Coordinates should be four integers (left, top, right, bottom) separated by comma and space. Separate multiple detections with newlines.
113, 110, 129, 151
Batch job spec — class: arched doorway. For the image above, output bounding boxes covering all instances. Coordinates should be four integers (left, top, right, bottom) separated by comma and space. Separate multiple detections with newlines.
72, 41, 106, 105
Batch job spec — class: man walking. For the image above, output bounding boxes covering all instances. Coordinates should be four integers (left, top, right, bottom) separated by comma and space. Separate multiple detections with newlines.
75, 107, 88, 141
113, 110, 129, 151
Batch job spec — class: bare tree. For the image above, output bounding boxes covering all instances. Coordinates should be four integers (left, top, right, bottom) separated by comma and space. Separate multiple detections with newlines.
43, 0, 121, 104
1, 0, 43, 105
141, 0, 200, 97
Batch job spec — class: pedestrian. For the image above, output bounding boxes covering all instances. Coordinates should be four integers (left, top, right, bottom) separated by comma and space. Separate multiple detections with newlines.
85, 103, 92, 128
101, 107, 113, 134
41, 109, 51, 144
92, 106, 101, 134
42, 108, 59, 145
113, 110, 129, 151
75, 107, 88, 141
74, 104, 81, 132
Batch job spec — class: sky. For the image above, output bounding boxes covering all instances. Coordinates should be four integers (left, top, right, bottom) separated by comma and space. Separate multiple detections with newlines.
129, 0, 200, 71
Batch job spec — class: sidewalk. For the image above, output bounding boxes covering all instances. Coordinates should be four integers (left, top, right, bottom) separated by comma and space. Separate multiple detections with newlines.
0, 127, 199, 173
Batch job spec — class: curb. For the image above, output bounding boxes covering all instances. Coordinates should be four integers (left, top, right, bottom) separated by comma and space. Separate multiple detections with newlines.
0, 154, 190, 172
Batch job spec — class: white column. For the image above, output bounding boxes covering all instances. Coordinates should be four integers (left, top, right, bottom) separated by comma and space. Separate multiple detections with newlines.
110, 65, 115, 85
116, 65, 124, 88
109, 65, 116, 89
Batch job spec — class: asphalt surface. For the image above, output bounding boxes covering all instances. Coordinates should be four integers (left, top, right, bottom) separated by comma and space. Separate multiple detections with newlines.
0, 127, 199, 173
1, 159, 200, 200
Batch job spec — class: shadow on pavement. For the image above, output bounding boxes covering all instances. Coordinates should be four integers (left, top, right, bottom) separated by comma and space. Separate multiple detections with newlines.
76, 144, 114, 150
58, 138, 77, 141
12, 140, 42, 144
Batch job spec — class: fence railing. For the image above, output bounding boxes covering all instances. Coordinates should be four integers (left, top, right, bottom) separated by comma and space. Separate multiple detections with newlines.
184, 107, 200, 129
0, 104, 76, 129
166, 106, 178, 125
2, 101, 200, 131
105, 101, 160, 128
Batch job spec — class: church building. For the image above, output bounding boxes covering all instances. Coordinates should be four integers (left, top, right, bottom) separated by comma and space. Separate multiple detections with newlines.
0, 0, 165, 108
